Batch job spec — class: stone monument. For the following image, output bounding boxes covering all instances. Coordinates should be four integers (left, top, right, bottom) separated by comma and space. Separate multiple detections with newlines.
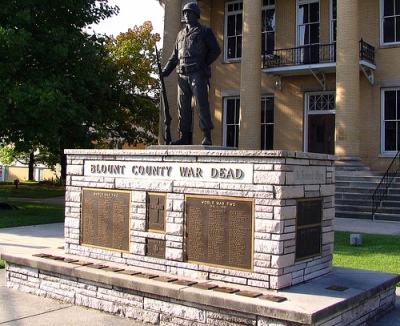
2, 148, 399, 325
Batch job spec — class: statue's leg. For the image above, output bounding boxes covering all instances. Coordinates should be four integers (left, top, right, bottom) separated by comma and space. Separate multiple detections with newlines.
192, 73, 214, 145
170, 75, 192, 145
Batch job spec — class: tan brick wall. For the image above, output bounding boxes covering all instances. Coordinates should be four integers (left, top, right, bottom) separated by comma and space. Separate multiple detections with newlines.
161, 0, 400, 171
239, 0, 262, 149
336, 0, 360, 156
359, 1, 400, 171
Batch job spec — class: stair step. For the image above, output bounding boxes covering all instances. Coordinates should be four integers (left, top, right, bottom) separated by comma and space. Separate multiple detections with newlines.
336, 200, 371, 207
373, 213, 400, 222
335, 171, 400, 221
335, 210, 373, 220
335, 205, 371, 213
380, 200, 400, 208
336, 192, 373, 198
373, 205, 400, 214
336, 187, 375, 194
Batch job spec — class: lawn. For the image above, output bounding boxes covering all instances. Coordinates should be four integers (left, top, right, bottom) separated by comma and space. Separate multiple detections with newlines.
0, 201, 65, 228
0, 181, 65, 199
333, 232, 400, 280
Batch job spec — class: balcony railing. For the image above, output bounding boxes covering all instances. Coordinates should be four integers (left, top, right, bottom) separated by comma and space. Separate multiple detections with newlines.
263, 39, 375, 69
263, 43, 335, 68
359, 38, 375, 64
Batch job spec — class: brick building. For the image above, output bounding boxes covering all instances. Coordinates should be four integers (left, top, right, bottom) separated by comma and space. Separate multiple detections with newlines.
158, 0, 400, 172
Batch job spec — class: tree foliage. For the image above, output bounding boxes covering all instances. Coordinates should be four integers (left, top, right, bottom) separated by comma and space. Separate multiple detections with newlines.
102, 21, 161, 147
0, 1, 161, 180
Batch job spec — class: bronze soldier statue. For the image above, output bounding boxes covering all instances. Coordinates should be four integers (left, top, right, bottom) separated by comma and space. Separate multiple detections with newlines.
162, 2, 221, 145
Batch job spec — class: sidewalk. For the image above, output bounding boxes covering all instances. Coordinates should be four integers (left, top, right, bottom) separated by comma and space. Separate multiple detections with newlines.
0, 218, 399, 325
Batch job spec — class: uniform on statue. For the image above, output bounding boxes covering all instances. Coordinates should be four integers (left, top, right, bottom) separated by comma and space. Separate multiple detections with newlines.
162, 2, 221, 145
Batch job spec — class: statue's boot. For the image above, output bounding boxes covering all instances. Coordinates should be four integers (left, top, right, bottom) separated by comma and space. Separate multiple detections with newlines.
170, 132, 190, 145
201, 130, 212, 146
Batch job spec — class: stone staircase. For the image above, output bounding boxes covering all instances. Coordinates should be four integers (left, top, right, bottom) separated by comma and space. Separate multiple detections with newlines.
335, 171, 400, 222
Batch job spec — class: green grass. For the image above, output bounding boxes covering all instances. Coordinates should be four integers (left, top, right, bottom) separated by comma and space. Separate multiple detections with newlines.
0, 181, 65, 199
333, 231, 400, 285
0, 201, 65, 229
0, 182, 61, 269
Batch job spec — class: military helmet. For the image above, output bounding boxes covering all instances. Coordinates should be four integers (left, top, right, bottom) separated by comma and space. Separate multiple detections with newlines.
182, 2, 201, 18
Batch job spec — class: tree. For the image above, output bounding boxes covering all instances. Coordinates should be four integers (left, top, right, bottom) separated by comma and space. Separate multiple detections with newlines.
104, 21, 161, 146
0, 1, 160, 181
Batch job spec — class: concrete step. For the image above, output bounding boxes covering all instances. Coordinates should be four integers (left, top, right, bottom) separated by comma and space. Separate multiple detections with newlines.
336, 187, 375, 194
336, 204, 372, 213
335, 210, 373, 220
373, 212, 400, 222
335, 172, 400, 222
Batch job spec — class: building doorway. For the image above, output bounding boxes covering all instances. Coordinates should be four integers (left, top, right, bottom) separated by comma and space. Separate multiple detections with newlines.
308, 114, 335, 154
305, 92, 335, 155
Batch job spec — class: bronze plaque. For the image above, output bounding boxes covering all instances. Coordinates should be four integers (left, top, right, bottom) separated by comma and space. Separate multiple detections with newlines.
81, 189, 130, 252
296, 198, 322, 261
147, 193, 166, 232
146, 239, 166, 259
185, 195, 254, 271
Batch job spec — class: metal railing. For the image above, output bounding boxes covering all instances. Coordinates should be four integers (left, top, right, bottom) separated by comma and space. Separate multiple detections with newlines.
359, 38, 375, 64
263, 43, 336, 68
263, 39, 375, 68
372, 151, 400, 218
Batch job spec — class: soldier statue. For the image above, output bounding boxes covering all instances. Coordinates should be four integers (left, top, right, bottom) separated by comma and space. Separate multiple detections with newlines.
162, 2, 221, 145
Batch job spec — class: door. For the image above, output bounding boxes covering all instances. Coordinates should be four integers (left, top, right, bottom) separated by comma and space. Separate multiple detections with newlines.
308, 114, 335, 154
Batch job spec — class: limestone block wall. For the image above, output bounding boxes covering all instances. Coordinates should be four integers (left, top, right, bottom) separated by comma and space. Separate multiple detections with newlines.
64, 149, 335, 290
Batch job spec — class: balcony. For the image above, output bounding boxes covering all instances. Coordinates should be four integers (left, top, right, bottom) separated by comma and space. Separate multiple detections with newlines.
262, 39, 375, 81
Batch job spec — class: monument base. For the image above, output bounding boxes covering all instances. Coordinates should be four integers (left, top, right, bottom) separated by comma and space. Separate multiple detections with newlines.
2, 251, 399, 326
64, 149, 337, 290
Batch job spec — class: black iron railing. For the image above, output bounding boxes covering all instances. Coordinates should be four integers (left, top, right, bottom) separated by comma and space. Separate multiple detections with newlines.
359, 38, 375, 64
263, 43, 336, 68
372, 151, 400, 218
263, 39, 375, 68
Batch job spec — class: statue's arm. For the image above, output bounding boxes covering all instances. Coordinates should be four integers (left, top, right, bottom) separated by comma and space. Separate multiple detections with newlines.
162, 39, 180, 77
205, 27, 222, 66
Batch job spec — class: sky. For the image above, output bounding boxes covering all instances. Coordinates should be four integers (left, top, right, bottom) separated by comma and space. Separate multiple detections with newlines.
91, 0, 165, 38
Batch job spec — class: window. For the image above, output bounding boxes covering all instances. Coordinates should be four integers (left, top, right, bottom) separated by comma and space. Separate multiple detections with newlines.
261, 96, 274, 150
225, 1, 243, 60
381, 0, 400, 44
262, 0, 276, 55
223, 96, 275, 149
331, 0, 337, 44
223, 98, 241, 147
382, 89, 400, 152
297, 0, 320, 64
298, 0, 320, 46
225, 0, 276, 59
308, 93, 335, 112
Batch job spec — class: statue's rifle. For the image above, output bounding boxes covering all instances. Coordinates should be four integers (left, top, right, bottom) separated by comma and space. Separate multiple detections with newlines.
155, 45, 172, 145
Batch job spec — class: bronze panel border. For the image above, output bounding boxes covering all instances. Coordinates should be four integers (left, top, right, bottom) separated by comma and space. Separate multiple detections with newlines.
146, 192, 167, 233
295, 197, 323, 261
184, 194, 254, 272
80, 188, 131, 253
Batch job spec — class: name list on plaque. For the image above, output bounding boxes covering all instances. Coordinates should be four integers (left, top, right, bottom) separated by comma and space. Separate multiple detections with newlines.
81, 189, 130, 252
185, 195, 254, 271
